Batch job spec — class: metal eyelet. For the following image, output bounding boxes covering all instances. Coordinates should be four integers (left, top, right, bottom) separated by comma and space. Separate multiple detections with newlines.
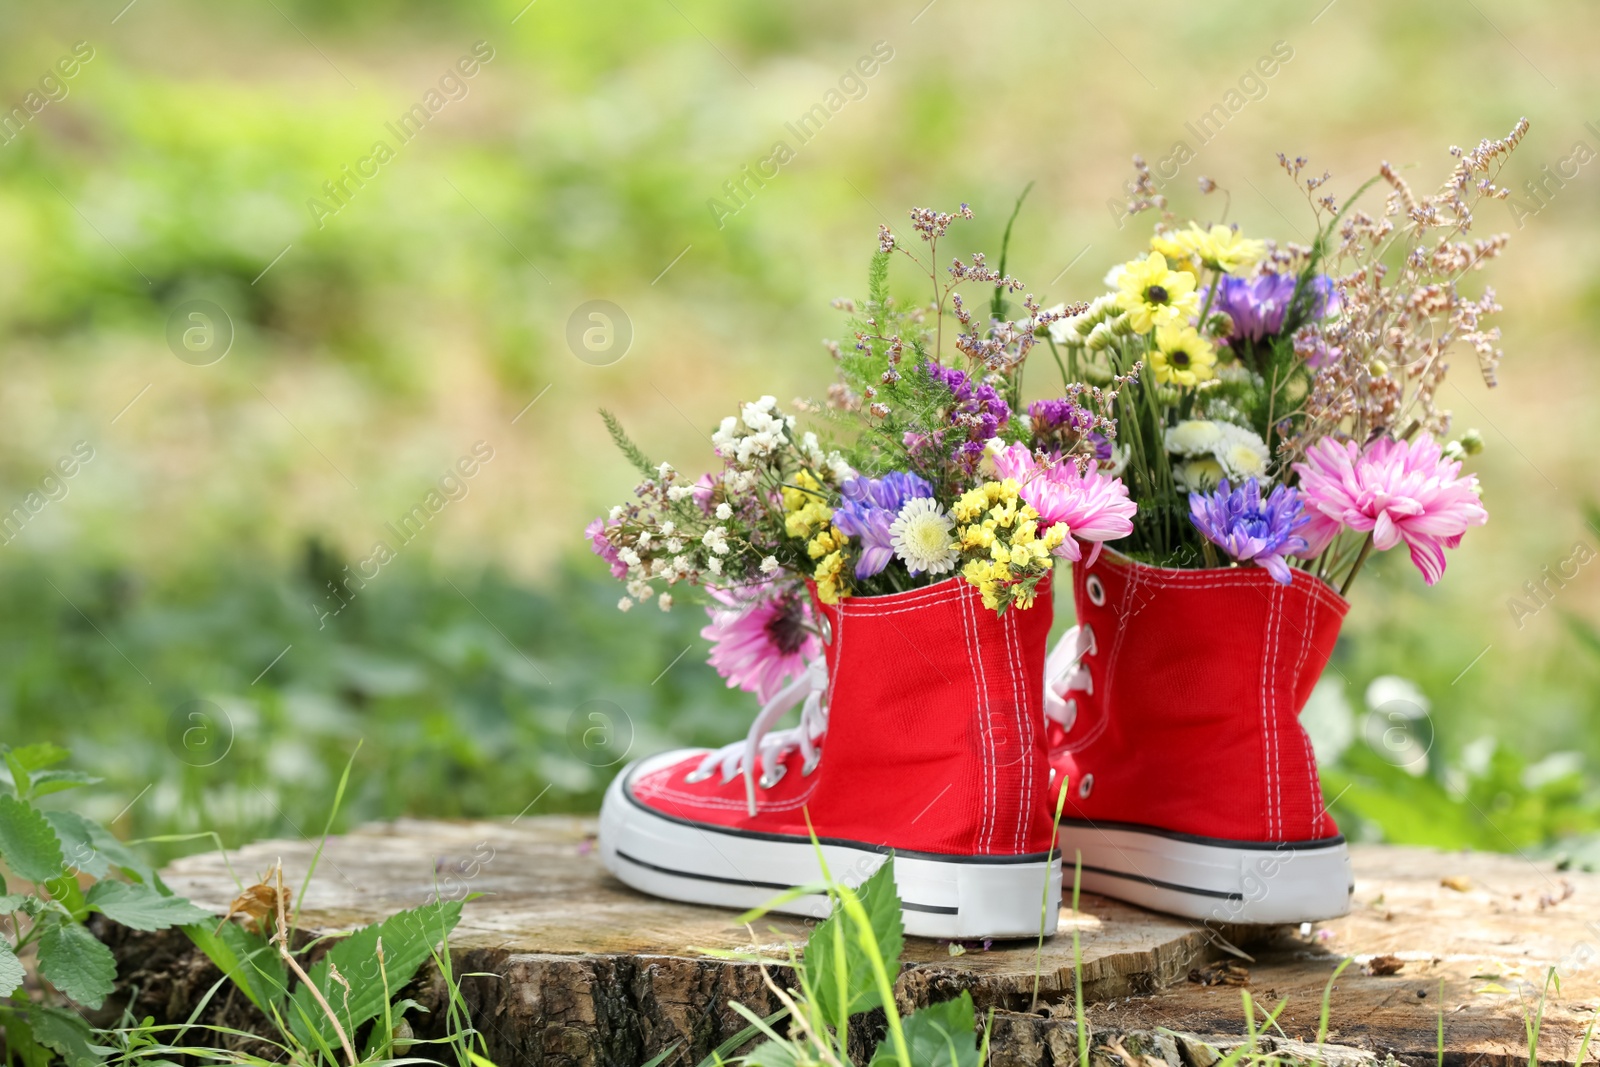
1085, 575, 1106, 607
758, 763, 787, 789
801, 750, 823, 776
1079, 773, 1094, 799
817, 613, 833, 646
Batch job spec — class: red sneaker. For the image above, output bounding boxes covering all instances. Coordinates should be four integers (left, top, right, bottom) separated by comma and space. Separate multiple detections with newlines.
600, 575, 1063, 939
1044, 552, 1353, 924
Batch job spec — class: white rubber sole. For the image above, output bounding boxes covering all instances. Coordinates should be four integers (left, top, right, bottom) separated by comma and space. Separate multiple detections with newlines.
1058, 820, 1353, 924
599, 752, 1063, 940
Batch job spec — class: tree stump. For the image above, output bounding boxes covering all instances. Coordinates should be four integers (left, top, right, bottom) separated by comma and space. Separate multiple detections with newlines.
100, 817, 1600, 1067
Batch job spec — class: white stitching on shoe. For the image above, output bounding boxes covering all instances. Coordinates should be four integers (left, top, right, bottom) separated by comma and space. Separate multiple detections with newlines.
1294, 581, 1320, 836
1005, 601, 1030, 853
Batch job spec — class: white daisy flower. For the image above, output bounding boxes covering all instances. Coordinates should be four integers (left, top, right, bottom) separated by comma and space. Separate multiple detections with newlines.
1165, 419, 1225, 456
889, 498, 959, 575
1214, 424, 1272, 483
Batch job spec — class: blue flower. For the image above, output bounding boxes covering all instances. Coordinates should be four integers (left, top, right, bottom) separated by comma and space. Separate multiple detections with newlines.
834, 471, 933, 578
1188, 478, 1310, 585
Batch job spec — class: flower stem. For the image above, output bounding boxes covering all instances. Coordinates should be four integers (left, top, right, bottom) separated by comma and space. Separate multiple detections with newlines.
1338, 533, 1375, 597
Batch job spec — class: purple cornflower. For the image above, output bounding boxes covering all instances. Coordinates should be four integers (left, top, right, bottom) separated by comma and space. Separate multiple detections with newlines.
1188, 478, 1310, 585
1208, 272, 1337, 344
833, 471, 934, 578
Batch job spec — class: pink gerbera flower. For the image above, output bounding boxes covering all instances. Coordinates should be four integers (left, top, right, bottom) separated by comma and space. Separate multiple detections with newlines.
1292, 433, 1487, 585
701, 583, 820, 703
990, 443, 1137, 564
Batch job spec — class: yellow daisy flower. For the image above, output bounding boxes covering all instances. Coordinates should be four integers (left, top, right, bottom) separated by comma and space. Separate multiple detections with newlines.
1182, 223, 1267, 275
1113, 253, 1200, 334
1150, 324, 1218, 387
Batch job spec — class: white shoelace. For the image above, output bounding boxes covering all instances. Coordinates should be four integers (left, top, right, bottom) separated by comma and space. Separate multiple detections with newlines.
1043, 624, 1095, 729
687, 656, 830, 816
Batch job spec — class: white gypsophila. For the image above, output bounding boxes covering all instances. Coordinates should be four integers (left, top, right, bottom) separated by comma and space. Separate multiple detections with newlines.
741, 396, 783, 434
626, 579, 652, 599
665, 538, 683, 553
617, 547, 641, 567
671, 555, 692, 577
656, 461, 674, 478
711, 415, 740, 455
724, 469, 758, 493
702, 526, 730, 555
636, 530, 651, 546
706, 556, 723, 575
826, 451, 855, 483
889, 497, 959, 575
760, 555, 779, 574
1165, 419, 1225, 456
608, 505, 624, 521
617, 597, 633, 612
658, 593, 673, 612
715, 502, 733, 520
800, 431, 826, 467
649, 558, 668, 576
666, 485, 693, 502
660, 520, 675, 535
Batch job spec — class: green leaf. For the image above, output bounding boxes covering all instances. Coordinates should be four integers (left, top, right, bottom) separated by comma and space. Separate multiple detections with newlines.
46, 810, 156, 883
37, 921, 118, 1009
0, 935, 26, 997
183, 919, 288, 1013
29, 770, 102, 798
87, 880, 212, 931
802, 857, 905, 1032
27, 1004, 106, 1067
0, 793, 66, 883
869, 992, 979, 1067
288, 897, 462, 1049
743, 1039, 803, 1067
45, 875, 90, 923
2, 744, 70, 798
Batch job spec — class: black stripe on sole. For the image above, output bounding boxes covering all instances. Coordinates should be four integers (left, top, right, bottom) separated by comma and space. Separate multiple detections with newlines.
613, 848, 960, 915
1078, 863, 1244, 901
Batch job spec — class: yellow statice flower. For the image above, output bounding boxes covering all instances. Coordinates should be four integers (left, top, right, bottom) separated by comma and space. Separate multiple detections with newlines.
1150, 324, 1218, 387
806, 525, 846, 560
1183, 223, 1266, 274
952, 485, 1063, 613
1112, 252, 1199, 334
813, 550, 849, 604
781, 469, 824, 512
785, 498, 832, 540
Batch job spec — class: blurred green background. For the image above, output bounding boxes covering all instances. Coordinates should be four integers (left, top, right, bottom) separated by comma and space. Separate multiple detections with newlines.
1, 0, 1597, 862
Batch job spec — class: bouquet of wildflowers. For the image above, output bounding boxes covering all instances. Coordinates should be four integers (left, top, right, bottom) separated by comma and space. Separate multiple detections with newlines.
588, 122, 1524, 703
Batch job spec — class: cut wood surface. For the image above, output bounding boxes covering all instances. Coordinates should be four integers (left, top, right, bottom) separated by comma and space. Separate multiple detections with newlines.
102, 817, 1600, 1067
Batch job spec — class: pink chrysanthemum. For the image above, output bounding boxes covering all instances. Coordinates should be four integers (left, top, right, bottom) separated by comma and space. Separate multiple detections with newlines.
990, 443, 1137, 564
1292, 434, 1487, 585
701, 584, 820, 703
